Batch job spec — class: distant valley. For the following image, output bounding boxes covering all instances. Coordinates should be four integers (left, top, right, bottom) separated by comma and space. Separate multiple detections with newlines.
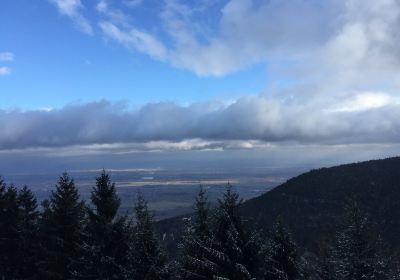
1, 165, 304, 220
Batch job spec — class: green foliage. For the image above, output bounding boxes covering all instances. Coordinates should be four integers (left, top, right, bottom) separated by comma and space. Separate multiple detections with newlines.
212, 185, 260, 279
328, 202, 391, 280
179, 187, 215, 279
2, 157, 400, 279
0, 183, 20, 279
38, 172, 86, 280
129, 192, 170, 280
261, 219, 303, 280
240, 157, 400, 252
194, 186, 210, 239
78, 170, 131, 280
179, 185, 259, 280
17, 186, 40, 279
89, 169, 120, 224
0, 180, 40, 280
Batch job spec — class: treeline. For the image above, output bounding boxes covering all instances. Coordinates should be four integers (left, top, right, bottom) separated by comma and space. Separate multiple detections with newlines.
0, 171, 399, 279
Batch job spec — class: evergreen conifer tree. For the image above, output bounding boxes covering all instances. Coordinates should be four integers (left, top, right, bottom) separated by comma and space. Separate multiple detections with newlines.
261, 219, 303, 280
38, 172, 86, 280
0, 177, 8, 278
180, 185, 259, 280
179, 186, 217, 279
193, 186, 211, 239
89, 170, 120, 224
79, 170, 131, 280
129, 192, 169, 280
17, 186, 40, 279
212, 185, 259, 279
0, 183, 20, 279
330, 201, 389, 280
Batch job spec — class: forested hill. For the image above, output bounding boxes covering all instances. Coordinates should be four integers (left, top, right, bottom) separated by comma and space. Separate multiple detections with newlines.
158, 156, 400, 254
241, 156, 400, 251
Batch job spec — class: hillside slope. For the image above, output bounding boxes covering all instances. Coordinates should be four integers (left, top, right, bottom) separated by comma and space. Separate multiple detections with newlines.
241, 156, 400, 251
157, 157, 400, 254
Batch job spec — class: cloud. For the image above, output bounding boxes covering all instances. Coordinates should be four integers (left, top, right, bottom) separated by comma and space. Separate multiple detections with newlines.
122, 0, 143, 8
327, 92, 398, 113
28, 0, 400, 154
163, 0, 339, 76
0, 52, 14, 61
95, 0, 400, 82
1, 94, 400, 151
99, 21, 168, 60
96, 0, 340, 76
49, 0, 93, 34
318, 0, 400, 90
0, 67, 11, 75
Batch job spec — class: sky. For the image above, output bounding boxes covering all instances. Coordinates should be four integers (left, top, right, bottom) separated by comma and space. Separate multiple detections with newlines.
1, 0, 400, 173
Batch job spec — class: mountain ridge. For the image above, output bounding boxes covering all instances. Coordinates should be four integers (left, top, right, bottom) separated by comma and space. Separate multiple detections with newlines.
241, 156, 400, 251
157, 156, 400, 254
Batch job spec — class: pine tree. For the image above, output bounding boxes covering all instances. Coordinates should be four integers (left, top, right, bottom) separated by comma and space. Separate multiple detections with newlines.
180, 185, 260, 280
17, 186, 40, 279
79, 170, 131, 280
179, 186, 216, 279
129, 192, 169, 280
89, 170, 120, 224
193, 186, 211, 239
38, 172, 86, 280
330, 201, 390, 280
261, 219, 303, 280
212, 185, 260, 280
0, 183, 20, 279
317, 240, 337, 280
0, 177, 8, 278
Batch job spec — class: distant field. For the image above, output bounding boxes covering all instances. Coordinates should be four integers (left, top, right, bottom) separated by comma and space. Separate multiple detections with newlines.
2, 166, 303, 220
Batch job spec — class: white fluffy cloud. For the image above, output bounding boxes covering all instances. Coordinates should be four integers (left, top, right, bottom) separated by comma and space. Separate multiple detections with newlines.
97, 0, 339, 76
49, 0, 93, 34
49, 0, 400, 80
0, 52, 14, 75
0, 67, 11, 75
99, 21, 168, 60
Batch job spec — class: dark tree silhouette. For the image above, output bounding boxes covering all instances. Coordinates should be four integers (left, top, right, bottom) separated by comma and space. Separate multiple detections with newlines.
261, 219, 303, 280
79, 170, 131, 280
38, 173, 86, 280
129, 192, 169, 280
179, 185, 260, 280
326, 202, 391, 280
17, 186, 40, 279
0, 182, 20, 279
179, 186, 216, 279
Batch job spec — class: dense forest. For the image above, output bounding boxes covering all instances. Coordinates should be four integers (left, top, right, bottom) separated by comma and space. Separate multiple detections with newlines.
159, 157, 400, 255
1, 161, 400, 279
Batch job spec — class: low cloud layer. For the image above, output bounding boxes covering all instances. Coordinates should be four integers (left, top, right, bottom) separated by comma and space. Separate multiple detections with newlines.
1, 92, 400, 151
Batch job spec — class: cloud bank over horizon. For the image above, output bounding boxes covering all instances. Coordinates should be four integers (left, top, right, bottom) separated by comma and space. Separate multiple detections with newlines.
1, 92, 399, 152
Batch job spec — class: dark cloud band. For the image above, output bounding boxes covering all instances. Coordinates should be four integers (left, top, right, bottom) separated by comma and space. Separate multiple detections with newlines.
1, 96, 399, 151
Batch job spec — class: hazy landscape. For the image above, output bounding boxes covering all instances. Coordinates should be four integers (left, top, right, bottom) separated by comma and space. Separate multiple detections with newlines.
2, 0, 400, 279
2, 164, 302, 220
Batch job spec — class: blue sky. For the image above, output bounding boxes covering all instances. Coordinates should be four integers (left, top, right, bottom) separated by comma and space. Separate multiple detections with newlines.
1, 0, 400, 168
0, 0, 270, 109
